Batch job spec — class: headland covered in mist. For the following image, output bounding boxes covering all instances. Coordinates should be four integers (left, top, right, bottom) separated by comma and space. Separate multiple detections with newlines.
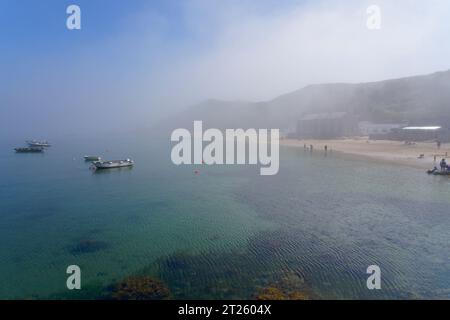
161, 69, 450, 132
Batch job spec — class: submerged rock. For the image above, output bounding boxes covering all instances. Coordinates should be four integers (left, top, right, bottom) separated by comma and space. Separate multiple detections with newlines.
254, 272, 314, 300
255, 287, 286, 300
69, 239, 109, 255
255, 286, 311, 300
111, 277, 171, 300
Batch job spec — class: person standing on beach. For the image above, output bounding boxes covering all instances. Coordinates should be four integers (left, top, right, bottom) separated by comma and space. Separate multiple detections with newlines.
440, 159, 447, 171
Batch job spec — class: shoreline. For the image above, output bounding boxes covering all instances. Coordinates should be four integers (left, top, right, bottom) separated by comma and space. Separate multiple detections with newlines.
281, 138, 450, 170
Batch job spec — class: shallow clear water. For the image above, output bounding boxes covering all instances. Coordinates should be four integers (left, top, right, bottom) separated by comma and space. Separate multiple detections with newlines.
0, 135, 449, 299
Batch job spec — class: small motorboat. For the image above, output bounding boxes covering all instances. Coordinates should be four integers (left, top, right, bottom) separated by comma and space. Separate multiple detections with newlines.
427, 167, 450, 176
92, 159, 134, 169
15, 147, 44, 153
27, 140, 51, 147
428, 171, 450, 176
84, 155, 102, 161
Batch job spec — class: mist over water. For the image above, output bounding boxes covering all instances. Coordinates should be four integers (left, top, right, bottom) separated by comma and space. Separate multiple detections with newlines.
2, 0, 450, 138
0, 136, 449, 299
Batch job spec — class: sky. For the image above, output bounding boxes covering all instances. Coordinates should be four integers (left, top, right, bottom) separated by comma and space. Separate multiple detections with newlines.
1, 0, 450, 139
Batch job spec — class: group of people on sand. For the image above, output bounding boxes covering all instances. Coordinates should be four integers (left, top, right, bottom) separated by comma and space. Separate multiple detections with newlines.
303, 144, 330, 153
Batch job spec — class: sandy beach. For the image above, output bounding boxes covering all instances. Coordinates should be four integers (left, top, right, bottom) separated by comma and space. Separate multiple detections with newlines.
281, 138, 450, 170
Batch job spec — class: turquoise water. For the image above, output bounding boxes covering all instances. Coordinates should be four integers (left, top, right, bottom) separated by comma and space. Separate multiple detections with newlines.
0, 135, 449, 299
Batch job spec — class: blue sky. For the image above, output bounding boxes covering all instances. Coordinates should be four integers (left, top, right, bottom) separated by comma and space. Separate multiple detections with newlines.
0, 0, 307, 139
0, 0, 302, 62
1, 0, 449, 139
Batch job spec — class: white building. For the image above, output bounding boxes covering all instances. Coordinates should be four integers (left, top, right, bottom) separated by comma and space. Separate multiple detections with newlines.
391, 126, 450, 142
358, 121, 405, 137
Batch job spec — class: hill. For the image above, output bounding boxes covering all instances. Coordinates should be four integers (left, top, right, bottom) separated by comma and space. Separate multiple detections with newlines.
160, 69, 450, 131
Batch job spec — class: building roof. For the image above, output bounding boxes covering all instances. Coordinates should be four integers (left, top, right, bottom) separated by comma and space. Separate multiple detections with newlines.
300, 112, 348, 121
402, 126, 441, 131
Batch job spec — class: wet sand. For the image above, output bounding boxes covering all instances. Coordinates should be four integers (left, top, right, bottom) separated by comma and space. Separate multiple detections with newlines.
281, 138, 450, 170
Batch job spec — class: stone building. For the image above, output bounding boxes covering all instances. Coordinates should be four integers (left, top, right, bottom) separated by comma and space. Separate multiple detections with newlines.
296, 112, 359, 139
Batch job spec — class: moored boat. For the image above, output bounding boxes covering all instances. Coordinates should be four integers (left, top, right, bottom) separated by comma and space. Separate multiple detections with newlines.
427, 171, 450, 176
427, 168, 450, 176
93, 159, 134, 169
84, 155, 102, 161
15, 147, 44, 153
26, 140, 51, 147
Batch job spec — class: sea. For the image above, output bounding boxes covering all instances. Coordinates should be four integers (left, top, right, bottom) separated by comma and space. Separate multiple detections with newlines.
0, 133, 449, 299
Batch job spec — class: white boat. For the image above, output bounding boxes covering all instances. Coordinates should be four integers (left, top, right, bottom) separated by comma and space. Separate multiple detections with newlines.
84, 155, 101, 161
15, 147, 44, 153
27, 140, 51, 147
93, 159, 134, 169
